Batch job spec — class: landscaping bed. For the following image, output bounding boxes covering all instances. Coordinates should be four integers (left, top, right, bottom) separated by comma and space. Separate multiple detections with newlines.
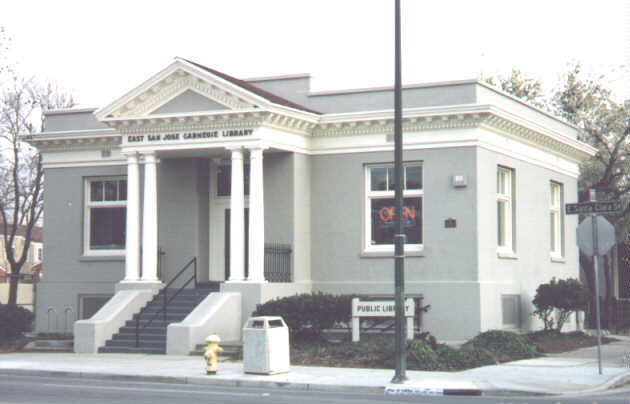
289, 330, 617, 371
526, 330, 617, 354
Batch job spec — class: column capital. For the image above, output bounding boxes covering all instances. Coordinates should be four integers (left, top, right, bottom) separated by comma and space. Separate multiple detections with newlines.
141, 152, 159, 164
124, 152, 140, 163
245, 144, 269, 152
225, 145, 244, 152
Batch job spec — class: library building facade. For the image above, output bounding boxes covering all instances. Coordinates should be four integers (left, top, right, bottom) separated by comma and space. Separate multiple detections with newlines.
30, 58, 595, 353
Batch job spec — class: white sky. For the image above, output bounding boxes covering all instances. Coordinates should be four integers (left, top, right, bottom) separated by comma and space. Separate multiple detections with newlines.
2, 0, 628, 107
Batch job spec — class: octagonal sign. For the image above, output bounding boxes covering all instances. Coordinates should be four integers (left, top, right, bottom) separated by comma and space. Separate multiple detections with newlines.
577, 216, 616, 257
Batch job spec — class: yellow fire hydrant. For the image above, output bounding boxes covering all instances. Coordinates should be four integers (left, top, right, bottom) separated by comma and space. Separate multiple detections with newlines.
203, 334, 224, 375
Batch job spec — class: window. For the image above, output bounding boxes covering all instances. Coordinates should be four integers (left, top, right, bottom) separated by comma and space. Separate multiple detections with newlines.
365, 163, 423, 253
84, 177, 127, 255
217, 165, 250, 197
37, 247, 42, 261
497, 166, 514, 253
502, 294, 521, 329
550, 182, 564, 258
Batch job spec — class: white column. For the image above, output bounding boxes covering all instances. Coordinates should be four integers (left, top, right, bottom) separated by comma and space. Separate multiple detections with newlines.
247, 146, 266, 282
228, 147, 245, 282
141, 152, 159, 282
123, 153, 141, 282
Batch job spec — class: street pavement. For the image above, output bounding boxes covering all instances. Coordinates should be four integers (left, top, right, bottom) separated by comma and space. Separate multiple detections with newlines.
0, 336, 629, 397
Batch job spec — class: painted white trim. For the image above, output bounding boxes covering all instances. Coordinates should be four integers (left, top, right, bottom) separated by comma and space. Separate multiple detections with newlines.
29, 128, 118, 140
83, 176, 128, 257
46, 107, 98, 115
43, 161, 127, 169
363, 163, 424, 254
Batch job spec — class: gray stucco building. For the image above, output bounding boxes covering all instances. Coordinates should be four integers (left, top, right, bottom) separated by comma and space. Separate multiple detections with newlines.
30, 58, 595, 352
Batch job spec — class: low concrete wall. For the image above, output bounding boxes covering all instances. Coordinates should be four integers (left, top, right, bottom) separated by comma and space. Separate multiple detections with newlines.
166, 292, 241, 355
220, 281, 312, 329
74, 289, 155, 353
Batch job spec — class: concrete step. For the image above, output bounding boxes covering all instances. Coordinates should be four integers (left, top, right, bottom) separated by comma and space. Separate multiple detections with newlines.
190, 341, 242, 358
98, 346, 165, 354
112, 333, 166, 342
105, 339, 166, 349
118, 326, 167, 335
140, 304, 198, 313
124, 319, 173, 328
23, 339, 74, 353
132, 312, 188, 321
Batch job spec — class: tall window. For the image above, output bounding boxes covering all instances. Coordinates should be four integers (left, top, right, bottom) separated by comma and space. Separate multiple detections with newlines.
497, 166, 514, 253
84, 177, 127, 255
550, 181, 564, 257
365, 163, 423, 253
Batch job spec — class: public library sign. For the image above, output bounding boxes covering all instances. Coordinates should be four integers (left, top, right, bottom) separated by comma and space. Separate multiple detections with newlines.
351, 297, 415, 342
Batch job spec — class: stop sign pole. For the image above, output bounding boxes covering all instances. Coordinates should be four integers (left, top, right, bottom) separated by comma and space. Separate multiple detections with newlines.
569, 190, 621, 375
568, 190, 621, 375
589, 189, 604, 376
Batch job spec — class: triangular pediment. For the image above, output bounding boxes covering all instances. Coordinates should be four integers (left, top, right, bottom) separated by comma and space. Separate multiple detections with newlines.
150, 90, 230, 115
95, 58, 271, 121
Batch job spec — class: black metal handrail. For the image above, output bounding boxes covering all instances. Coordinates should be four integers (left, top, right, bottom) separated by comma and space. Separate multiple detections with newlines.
135, 257, 197, 347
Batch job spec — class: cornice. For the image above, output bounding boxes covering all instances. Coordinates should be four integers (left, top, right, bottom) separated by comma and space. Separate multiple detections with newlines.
312, 105, 595, 163
27, 131, 121, 152
32, 104, 596, 164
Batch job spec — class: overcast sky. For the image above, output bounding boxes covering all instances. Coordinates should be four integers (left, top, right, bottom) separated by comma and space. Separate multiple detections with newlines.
2, 0, 627, 107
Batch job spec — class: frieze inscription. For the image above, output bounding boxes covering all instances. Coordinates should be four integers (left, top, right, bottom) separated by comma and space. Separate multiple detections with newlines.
126, 129, 253, 143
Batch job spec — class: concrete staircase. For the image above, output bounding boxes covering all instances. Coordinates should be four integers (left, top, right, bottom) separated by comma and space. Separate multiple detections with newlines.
99, 285, 217, 354
190, 341, 243, 360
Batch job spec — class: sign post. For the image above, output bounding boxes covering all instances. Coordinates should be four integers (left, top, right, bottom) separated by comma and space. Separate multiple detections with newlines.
391, 0, 407, 384
568, 191, 622, 375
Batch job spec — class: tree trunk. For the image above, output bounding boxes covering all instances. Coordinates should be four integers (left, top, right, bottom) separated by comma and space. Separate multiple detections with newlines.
7, 272, 19, 306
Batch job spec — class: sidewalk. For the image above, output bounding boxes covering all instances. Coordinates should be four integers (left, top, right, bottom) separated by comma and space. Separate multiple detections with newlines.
1, 338, 629, 396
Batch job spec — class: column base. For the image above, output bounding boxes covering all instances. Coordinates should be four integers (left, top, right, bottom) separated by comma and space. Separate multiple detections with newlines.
115, 281, 164, 293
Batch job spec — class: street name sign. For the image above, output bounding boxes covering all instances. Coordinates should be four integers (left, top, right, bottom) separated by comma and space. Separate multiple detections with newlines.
566, 201, 623, 215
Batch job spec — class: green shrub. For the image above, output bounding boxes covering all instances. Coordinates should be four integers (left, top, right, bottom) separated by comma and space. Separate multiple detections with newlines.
532, 278, 590, 331
406, 339, 442, 370
436, 344, 496, 370
253, 293, 355, 340
464, 330, 537, 362
0, 304, 34, 343
380, 339, 441, 371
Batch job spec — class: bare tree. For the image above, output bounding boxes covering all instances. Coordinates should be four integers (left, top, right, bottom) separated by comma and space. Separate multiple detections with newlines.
0, 73, 74, 305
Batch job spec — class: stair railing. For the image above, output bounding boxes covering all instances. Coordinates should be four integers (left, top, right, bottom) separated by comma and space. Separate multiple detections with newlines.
135, 257, 197, 348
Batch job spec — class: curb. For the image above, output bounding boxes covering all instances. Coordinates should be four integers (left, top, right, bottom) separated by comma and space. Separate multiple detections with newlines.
2, 367, 628, 397
0, 369, 384, 394
556, 370, 630, 396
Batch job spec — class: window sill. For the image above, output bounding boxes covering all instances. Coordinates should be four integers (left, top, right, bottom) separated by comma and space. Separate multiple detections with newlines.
80, 255, 125, 262
361, 250, 425, 258
497, 251, 518, 260
550, 255, 566, 263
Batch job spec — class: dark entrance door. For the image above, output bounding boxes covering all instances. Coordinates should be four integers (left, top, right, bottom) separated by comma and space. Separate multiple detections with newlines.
224, 208, 249, 280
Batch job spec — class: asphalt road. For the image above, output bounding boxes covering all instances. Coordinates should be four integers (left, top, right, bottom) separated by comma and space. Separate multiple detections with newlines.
1, 375, 629, 404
